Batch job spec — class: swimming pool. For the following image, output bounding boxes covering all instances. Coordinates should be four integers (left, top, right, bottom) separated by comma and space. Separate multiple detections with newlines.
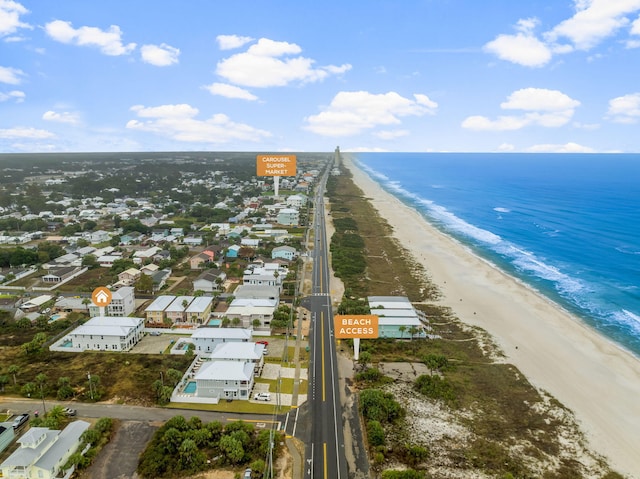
184, 381, 197, 393
208, 319, 221, 326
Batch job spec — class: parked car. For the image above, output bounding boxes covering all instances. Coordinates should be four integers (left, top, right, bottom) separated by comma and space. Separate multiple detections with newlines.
63, 407, 77, 416
256, 340, 268, 346
244, 468, 252, 479
149, 331, 161, 336
254, 392, 271, 401
12, 413, 29, 429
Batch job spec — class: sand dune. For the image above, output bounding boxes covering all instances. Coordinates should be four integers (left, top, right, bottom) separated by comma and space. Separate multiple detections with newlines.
345, 157, 640, 478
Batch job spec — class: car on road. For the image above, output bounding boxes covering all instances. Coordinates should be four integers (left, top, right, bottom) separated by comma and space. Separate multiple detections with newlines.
253, 392, 271, 401
12, 413, 29, 429
244, 467, 252, 479
63, 407, 77, 416
149, 331, 161, 336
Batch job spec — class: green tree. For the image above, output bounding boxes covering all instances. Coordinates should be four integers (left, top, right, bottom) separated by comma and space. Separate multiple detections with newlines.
219, 435, 244, 464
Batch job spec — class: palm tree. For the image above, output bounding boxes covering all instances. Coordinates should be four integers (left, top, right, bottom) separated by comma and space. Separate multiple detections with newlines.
398, 325, 407, 339
8, 364, 19, 386
409, 326, 419, 340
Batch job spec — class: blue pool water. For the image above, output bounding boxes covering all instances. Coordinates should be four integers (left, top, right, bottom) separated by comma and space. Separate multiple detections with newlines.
208, 319, 221, 326
184, 381, 197, 393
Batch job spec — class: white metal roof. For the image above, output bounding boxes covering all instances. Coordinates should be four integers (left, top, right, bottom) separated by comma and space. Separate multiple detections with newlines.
185, 296, 213, 313
194, 360, 254, 381
145, 295, 175, 312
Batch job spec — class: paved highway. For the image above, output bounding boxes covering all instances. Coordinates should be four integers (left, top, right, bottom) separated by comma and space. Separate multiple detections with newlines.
304, 173, 348, 479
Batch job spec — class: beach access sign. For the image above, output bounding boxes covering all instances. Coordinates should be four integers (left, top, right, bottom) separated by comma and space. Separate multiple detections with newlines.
256, 154, 296, 176
334, 315, 379, 339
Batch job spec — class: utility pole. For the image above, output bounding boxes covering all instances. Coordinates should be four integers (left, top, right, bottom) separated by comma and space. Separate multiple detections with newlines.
87, 372, 94, 400
39, 382, 47, 415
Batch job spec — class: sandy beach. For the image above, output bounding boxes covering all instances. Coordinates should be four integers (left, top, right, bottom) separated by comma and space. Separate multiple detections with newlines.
344, 157, 640, 478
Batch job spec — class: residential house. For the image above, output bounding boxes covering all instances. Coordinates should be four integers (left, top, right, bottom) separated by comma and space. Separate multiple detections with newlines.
54, 296, 89, 314
226, 244, 241, 259
51, 316, 144, 352
185, 296, 213, 324
277, 208, 299, 225
20, 295, 53, 313
183, 235, 203, 246
0, 421, 90, 479
145, 295, 175, 325
233, 285, 279, 302
133, 246, 161, 264
242, 266, 283, 292
89, 286, 135, 317
190, 252, 211, 270
193, 269, 227, 293
87, 230, 111, 244
193, 360, 254, 401
151, 269, 172, 292
42, 266, 80, 283
207, 342, 265, 372
191, 328, 252, 353
240, 238, 260, 248
165, 296, 195, 323
367, 296, 426, 339
271, 245, 297, 261
117, 267, 141, 286
286, 194, 307, 208
222, 298, 277, 329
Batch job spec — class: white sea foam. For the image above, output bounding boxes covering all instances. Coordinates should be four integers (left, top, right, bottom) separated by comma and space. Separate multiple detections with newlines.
494, 207, 510, 213
611, 310, 640, 334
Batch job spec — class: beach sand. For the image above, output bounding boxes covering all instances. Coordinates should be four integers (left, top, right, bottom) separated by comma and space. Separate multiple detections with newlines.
344, 156, 640, 478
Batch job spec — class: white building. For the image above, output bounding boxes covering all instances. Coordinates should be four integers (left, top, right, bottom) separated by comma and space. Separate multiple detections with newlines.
271, 245, 297, 261
191, 328, 252, 354
51, 316, 144, 352
207, 342, 265, 372
193, 360, 254, 401
276, 208, 299, 226
0, 421, 90, 479
89, 286, 135, 317
223, 298, 278, 329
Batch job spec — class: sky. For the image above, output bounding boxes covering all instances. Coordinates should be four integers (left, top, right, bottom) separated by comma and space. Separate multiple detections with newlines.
2, 0, 640, 154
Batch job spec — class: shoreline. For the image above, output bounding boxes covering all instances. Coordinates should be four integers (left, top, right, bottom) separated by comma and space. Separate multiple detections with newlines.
343, 156, 640, 478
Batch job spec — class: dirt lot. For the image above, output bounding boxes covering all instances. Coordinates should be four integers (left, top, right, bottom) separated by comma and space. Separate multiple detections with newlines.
80, 420, 158, 479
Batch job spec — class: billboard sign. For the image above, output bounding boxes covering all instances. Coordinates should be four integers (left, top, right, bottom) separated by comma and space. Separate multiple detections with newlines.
334, 315, 379, 339
256, 154, 297, 176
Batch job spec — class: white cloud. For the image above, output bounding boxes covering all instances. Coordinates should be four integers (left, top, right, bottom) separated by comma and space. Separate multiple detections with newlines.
42, 110, 80, 124
0, 126, 55, 139
486, 2, 640, 65
627, 16, 640, 47
216, 37, 351, 88
0, 89, 23, 102
462, 88, 580, 131
0, 65, 24, 84
606, 92, 640, 123
44, 19, 136, 56
497, 143, 515, 151
0, 0, 31, 37
484, 18, 552, 67
546, 0, 640, 50
375, 130, 410, 140
304, 91, 438, 137
526, 142, 596, 153
216, 34, 253, 50
140, 43, 180, 66
126, 103, 271, 143
203, 82, 258, 101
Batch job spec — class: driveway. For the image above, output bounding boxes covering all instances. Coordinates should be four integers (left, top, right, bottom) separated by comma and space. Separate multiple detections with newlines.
79, 420, 158, 479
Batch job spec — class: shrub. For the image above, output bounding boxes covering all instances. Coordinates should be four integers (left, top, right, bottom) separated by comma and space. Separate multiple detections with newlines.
367, 420, 385, 447
414, 374, 456, 404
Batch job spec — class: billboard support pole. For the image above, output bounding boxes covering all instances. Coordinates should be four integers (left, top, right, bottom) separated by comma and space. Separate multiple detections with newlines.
274, 176, 280, 198
353, 338, 360, 361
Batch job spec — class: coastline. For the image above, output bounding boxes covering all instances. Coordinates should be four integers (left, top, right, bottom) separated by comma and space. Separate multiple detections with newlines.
343, 156, 640, 478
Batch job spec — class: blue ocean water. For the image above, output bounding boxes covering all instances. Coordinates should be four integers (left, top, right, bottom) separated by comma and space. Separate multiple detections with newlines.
353, 153, 640, 357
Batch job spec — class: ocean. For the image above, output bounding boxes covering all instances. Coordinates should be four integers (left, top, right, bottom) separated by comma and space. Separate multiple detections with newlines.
352, 153, 640, 357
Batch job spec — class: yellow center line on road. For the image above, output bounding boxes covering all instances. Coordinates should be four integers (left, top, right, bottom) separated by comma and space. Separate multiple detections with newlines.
323, 442, 328, 479
321, 312, 326, 402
